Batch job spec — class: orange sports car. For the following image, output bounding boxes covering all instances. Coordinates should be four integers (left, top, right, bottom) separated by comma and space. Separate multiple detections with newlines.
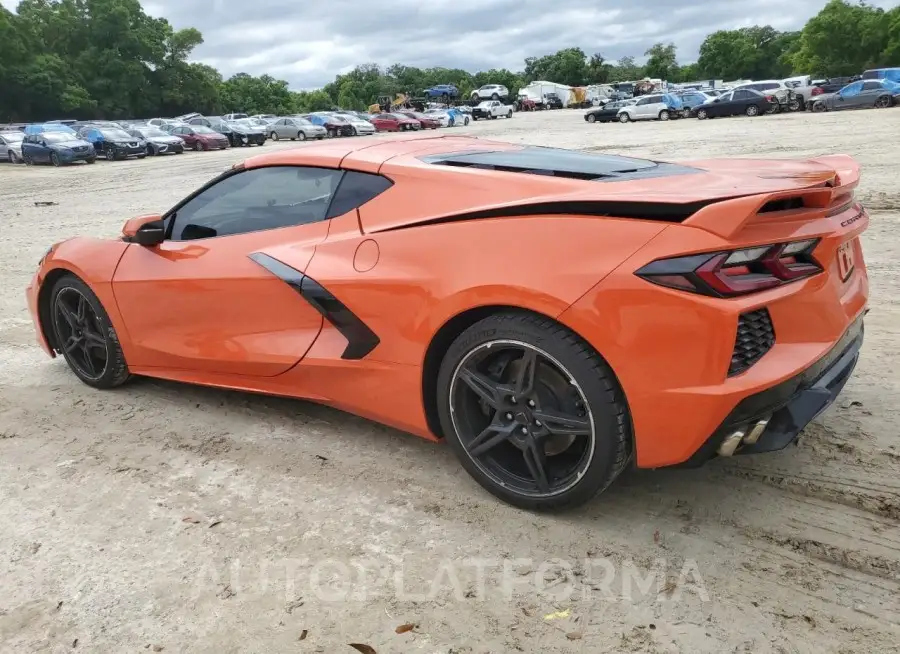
26, 135, 869, 510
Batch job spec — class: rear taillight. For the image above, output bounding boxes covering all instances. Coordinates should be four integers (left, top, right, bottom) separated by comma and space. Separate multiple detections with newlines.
635, 239, 822, 297
811, 87, 824, 96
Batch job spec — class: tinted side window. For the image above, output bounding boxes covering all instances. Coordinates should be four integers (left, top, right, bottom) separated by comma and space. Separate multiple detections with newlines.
169, 166, 344, 241
326, 171, 393, 219
734, 90, 752, 100
862, 81, 882, 90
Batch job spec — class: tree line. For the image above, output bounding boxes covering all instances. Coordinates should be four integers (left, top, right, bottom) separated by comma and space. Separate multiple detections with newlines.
1, 0, 897, 122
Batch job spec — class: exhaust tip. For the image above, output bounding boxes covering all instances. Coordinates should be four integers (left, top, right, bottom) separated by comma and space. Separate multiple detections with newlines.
717, 429, 746, 457
743, 418, 770, 445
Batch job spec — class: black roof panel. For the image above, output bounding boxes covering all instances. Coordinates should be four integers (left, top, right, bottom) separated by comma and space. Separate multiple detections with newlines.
420, 146, 700, 182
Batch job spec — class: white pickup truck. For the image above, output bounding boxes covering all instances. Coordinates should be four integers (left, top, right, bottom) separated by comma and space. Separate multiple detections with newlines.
471, 100, 513, 120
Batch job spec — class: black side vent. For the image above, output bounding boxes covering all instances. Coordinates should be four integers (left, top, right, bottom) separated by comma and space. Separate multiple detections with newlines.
729, 309, 776, 376
758, 196, 805, 213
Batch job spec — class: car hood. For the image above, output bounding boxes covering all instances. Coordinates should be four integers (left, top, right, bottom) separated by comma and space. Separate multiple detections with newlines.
147, 136, 182, 144
52, 140, 92, 149
363, 153, 854, 235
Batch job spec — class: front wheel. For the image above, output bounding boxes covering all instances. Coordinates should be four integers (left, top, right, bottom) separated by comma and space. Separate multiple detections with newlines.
193, 141, 202, 151
297, 131, 306, 141
270, 131, 279, 141
48, 274, 131, 389
50, 152, 61, 167
658, 110, 669, 121
105, 149, 116, 161
436, 312, 631, 511
587, 114, 597, 123
696, 108, 708, 119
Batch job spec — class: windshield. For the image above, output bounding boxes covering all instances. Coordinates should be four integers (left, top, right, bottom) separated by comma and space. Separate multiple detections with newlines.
137, 127, 168, 137
43, 132, 78, 143
1, 132, 24, 142
192, 126, 216, 134
101, 129, 133, 140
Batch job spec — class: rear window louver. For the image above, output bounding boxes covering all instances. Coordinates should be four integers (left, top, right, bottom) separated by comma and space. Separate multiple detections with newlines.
435, 160, 606, 180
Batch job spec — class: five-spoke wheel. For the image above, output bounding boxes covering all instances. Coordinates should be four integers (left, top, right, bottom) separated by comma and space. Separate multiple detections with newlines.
49, 275, 131, 389
437, 312, 631, 511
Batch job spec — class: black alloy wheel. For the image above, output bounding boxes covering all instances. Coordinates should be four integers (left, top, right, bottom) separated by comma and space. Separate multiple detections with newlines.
50, 152, 61, 166
49, 275, 130, 388
105, 148, 116, 161
437, 312, 631, 511
874, 95, 891, 108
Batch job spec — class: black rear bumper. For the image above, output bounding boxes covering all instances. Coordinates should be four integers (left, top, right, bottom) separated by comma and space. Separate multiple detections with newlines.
677, 313, 865, 467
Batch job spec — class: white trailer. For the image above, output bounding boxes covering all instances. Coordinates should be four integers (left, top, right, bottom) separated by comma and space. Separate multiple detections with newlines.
518, 81, 574, 107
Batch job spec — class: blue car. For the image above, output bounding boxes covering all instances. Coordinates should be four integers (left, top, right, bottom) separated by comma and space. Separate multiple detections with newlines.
424, 84, 459, 100
21, 132, 96, 166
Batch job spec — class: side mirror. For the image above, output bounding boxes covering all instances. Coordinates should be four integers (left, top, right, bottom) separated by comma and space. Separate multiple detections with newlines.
122, 214, 165, 246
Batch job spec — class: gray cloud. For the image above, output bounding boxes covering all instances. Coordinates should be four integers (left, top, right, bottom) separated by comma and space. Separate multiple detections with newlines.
4, 0, 897, 89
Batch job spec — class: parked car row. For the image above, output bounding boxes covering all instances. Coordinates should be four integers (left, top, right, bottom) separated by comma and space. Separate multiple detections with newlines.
1, 100, 484, 167
584, 77, 900, 125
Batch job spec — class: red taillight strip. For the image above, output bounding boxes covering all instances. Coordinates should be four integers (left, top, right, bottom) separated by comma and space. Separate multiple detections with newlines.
635, 239, 823, 298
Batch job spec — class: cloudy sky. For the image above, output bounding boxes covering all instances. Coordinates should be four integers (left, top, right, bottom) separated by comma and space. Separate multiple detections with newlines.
3, 0, 896, 89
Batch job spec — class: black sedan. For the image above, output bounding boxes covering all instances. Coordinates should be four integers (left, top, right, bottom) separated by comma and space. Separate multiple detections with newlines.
691, 89, 774, 119
584, 100, 632, 123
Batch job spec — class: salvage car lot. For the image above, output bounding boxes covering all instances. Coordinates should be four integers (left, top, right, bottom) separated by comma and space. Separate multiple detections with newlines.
1, 109, 899, 652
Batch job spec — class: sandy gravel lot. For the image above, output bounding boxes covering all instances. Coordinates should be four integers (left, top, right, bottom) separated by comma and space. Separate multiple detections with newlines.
1, 108, 899, 654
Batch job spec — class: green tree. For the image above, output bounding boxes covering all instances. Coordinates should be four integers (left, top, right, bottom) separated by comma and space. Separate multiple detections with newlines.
790, 0, 893, 76
643, 43, 678, 80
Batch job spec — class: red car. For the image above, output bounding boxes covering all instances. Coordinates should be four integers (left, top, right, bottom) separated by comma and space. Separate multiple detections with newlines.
368, 113, 421, 132
171, 125, 230, 151
399, 111, 440, 129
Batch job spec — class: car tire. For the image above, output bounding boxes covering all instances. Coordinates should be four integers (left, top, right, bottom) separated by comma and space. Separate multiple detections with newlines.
296, 131, 306, 140
436, 311, 632, 511
9, 151, 19, 164
105, 149, 115, 161
23, 153, 33, 165
874, 95, 891, 108
681, 108, 691, 118
618, 112, 630, 123
696, 108, 708, 119
50, 152, 61, 167
146, 145, 155, 156
193, 141, 202, 151
507, 111, 512, 118
47, 273, 131, 390
587, 114, 597, 123
746, 104, 759, 117
270, 131, 279, 141
658, 110, 669, 121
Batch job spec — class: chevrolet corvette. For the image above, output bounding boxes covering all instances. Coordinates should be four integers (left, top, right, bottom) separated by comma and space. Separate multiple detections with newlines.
26, 135, 869, 510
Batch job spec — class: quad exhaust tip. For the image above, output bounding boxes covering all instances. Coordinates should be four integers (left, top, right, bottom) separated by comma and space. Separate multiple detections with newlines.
717, 418, 770, 456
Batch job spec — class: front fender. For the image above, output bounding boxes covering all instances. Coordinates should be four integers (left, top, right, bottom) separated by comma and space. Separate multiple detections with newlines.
30, 237, 133, 357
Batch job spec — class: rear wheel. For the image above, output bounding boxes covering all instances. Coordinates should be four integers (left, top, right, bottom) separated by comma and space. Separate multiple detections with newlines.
874, 95, 891, 108
696, 108, 708, 119
193, 141, 202, 151
48, 274, 130, 389
658, 110, 669, 121
297, 131, 306, 141
746, 104, 760, 117
437, 312, 631, 511
618, 112, 630, 123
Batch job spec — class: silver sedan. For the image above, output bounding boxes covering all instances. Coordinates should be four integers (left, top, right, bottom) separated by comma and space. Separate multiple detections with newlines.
267, 117, 327, 141
0, 131, 25, 163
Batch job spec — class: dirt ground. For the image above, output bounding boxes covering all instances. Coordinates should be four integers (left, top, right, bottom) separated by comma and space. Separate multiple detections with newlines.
1, 108, 899, 654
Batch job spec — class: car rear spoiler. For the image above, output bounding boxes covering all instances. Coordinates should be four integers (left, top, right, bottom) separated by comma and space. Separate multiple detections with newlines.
681, 154, 861, 240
